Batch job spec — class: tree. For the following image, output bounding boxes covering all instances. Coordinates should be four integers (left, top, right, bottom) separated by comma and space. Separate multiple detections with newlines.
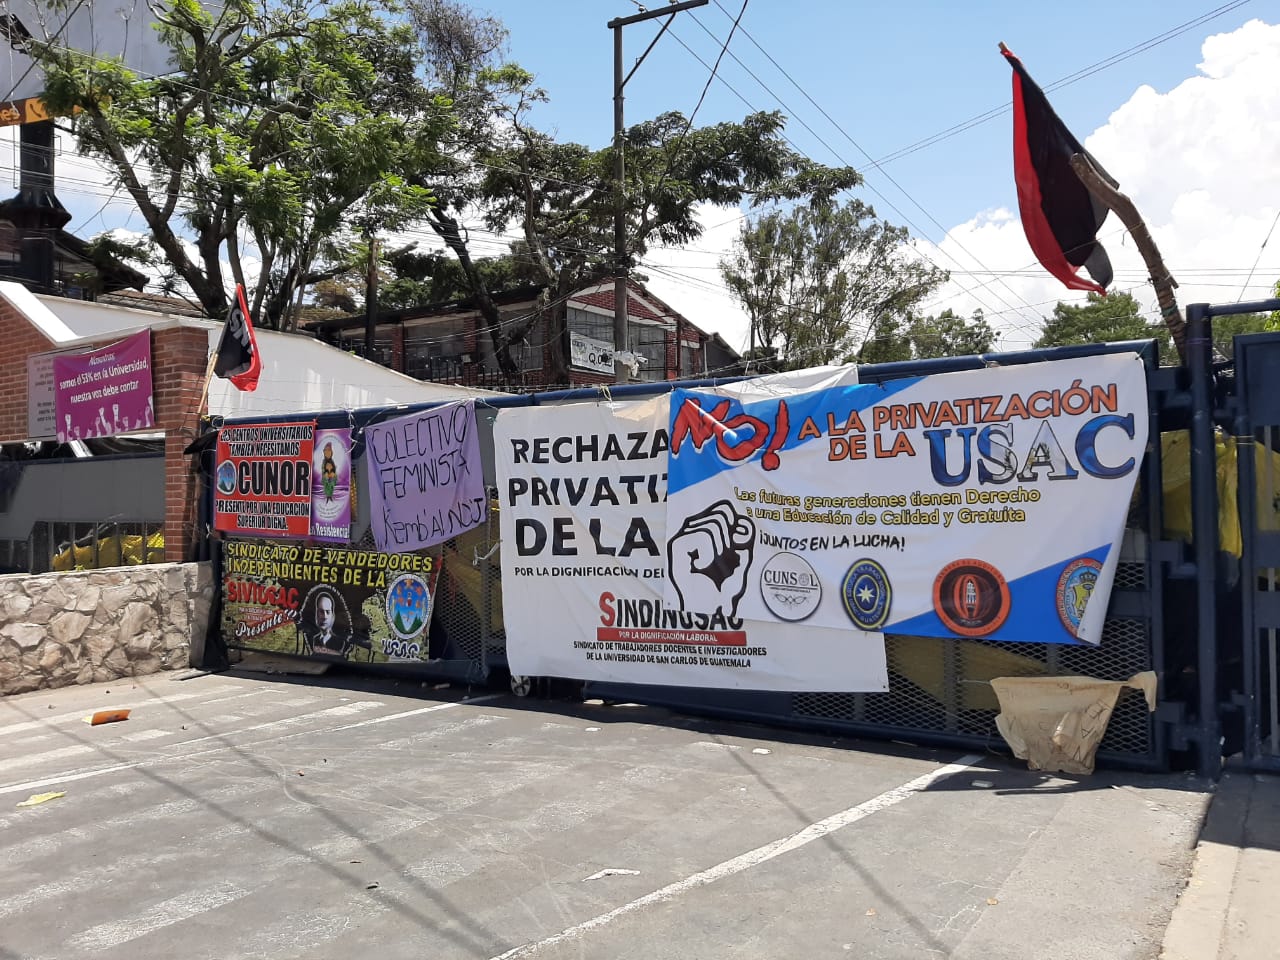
855, 309, 996, 365
1035, 292, 1172, 355
418, 65, 862, 382
720, 198, 947, 370
1035, 291, 1276, 361
36, 0, 453, 328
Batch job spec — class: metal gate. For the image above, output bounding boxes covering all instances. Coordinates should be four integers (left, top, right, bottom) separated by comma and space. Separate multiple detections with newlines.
1232, 326, 1280, 771
581, 340, 1175, 770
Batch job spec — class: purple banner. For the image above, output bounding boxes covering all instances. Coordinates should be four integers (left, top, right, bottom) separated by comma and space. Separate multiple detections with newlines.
54, 331, 154, 442
311, 428, 353, 543
365, 400, 487, 553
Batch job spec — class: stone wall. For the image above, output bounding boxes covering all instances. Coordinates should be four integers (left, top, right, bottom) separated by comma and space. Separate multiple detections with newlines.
0, 562, 214, 696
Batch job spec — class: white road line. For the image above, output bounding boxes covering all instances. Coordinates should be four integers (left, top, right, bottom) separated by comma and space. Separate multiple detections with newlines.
0, 743, 96, 776
118, 728, 171, 743
1, 780, 266, 867
68, 881, 251, 950
488, 753, 982, 960
0, 695, 504, 797
0, 684, 243, 738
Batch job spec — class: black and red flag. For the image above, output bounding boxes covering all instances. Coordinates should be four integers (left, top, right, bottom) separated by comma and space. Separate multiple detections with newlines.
1002, 44, 1114, 295
213, 282, 262, 392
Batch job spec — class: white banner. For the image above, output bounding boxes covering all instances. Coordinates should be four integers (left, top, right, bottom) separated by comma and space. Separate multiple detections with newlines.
493, 368, 888, 692
570, 332, 615, 374
664, 354, 1148, 646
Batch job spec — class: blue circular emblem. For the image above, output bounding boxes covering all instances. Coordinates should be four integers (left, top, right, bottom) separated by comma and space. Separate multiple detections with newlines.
216, 459, 237, 494
1057, 558, 1102, 638
842, 559, 892, 630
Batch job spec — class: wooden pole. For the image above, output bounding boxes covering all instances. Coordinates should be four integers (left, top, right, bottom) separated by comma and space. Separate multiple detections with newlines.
1069, 152, 1187, 363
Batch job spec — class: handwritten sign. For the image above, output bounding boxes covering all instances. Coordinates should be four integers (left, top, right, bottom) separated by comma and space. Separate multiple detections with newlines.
364, 400, 487, 552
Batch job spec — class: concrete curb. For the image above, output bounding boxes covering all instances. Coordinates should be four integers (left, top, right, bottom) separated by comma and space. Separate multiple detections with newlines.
1159, 777, 1238, 960
1161, 771, 1280, 960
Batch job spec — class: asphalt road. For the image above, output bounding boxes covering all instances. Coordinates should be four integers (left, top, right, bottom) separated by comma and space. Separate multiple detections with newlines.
0, 671, 1209, 960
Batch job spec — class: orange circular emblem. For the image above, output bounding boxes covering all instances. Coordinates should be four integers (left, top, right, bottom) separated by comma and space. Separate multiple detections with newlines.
932, 559, 1011, 637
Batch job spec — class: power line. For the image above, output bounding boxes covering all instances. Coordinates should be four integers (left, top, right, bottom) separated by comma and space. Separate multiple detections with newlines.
1238, 208, 1280, 301
870, 0, 1254, 167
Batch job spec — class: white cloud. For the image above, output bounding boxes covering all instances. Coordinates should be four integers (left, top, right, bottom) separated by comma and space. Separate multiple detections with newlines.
640, 203, 754, 354
647, 18, 1280, 355
926, 17, 1280, 348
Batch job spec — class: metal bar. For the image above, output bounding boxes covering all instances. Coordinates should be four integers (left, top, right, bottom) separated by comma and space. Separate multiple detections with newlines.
1205, 298, 1280, 319
612, 24, 629, 385
1187, 304, 1222, 778
621, 14, 676, 90
607, 0, 709, 29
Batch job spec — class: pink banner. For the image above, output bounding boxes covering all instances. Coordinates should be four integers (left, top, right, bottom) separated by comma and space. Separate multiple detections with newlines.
54, 330, 155, 442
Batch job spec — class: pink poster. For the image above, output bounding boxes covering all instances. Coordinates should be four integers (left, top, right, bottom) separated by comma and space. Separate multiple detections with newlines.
53, 330, 155, 442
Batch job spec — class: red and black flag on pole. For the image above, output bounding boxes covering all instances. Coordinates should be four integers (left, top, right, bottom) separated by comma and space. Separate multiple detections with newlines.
213, 283, 262, 392
1002, 43, 1114, 295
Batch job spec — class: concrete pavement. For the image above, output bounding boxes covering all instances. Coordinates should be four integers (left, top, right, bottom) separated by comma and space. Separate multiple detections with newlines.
0, 671, 1211, 960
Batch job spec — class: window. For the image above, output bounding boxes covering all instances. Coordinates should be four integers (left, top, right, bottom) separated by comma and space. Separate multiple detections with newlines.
680, 342, 703, 378
568, 307, 614, 346
404, 319, 467, 380
628, 321, 667, 381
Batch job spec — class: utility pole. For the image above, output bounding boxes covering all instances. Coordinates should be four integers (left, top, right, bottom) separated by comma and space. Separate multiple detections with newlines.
363, 232, 380, 358
608, 0, 707, 384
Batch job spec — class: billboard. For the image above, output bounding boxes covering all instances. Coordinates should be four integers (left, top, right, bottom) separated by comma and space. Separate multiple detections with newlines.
0, 0, 218, 101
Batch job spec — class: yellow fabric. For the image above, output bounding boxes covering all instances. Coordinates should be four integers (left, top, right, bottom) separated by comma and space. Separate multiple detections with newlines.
1160, 431, 1280, 558
51, 531, 164, 571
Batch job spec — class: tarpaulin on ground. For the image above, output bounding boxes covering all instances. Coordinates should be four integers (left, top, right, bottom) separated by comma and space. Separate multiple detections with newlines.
493, 367, 889, 693
664, 354, 1149, 646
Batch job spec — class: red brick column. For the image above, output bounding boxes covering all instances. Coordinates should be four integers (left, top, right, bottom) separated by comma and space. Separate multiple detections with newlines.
0, 298, 56, 443
153, 326, 213, 562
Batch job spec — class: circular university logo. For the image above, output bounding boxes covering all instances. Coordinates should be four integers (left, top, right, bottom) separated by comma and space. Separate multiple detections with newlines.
759, 552, 822, 622
1057, 557, 1102, 638
215, 459, 237, 494
842, 559, 892, 630
385, 573, 432, 641
932, 559, 1010, 638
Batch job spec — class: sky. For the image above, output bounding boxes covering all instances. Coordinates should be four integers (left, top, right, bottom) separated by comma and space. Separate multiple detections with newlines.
4, 0, 1279, 354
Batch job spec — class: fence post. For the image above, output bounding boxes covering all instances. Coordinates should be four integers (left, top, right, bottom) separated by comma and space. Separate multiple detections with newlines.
1187, 303, 1222, 778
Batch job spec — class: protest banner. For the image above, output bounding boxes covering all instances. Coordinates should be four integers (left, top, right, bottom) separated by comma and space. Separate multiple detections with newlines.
310, 428, 353, 543
364, 400, 487, 552
214, 422, 315, 538
493, 375, 888, 693
52, 330, 154, 441
220, 540, 440, 662
664, 353, 1148, 645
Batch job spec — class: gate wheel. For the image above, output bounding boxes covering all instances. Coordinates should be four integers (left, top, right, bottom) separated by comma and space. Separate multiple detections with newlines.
510, 674, 533, 697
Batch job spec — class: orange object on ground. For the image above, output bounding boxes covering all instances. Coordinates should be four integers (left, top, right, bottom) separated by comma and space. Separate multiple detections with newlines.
89, 709, 131, 725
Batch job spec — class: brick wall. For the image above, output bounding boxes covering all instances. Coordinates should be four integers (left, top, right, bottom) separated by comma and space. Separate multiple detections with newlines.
0, 299, 56, 442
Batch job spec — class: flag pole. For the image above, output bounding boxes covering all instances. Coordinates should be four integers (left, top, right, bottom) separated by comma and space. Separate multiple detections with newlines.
194, 340, 218, 424
1068, 152, 1188, 363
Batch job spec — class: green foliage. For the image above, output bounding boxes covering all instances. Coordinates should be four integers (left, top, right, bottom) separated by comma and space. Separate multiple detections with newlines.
1034, 292, 1169, 353
36, 0, 454, 327
720, 198, 947, 368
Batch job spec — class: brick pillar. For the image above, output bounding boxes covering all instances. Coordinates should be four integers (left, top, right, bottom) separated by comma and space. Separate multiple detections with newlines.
0, 298, 56, 443
392, 324, 405, 373
153, 326, 213, 562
